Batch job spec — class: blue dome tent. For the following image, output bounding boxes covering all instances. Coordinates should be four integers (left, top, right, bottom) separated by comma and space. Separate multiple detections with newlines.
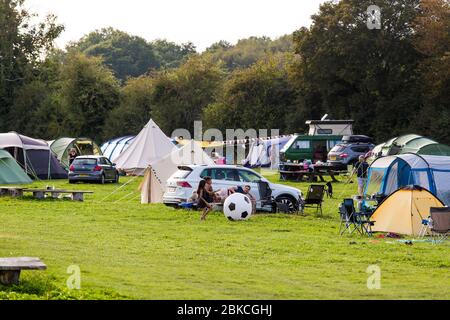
101, 136, 135, 162
365, 153, 450, 205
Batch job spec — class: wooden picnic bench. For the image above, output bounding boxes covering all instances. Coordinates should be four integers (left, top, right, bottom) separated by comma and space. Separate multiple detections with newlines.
22, 189, 94, 201
280, 170, 339, 182
0, 186, 26, 197
279, 163, 344, 183
0, 186, 93, 201
0, 257, 47, 285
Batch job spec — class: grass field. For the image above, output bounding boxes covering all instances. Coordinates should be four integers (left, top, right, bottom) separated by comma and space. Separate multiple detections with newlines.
0, 171, 448, 300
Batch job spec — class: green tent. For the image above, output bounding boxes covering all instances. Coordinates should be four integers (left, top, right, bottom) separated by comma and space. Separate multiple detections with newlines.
0, 149, 32, 184
381, 134, 450, 157
49, 137, 102, 169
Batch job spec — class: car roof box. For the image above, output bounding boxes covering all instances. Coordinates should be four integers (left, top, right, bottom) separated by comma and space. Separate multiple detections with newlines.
342, 135, 373, 144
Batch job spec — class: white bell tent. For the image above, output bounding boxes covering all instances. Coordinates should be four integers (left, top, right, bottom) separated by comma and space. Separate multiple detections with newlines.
113, 119, 176, 176
140, 140, 215, 203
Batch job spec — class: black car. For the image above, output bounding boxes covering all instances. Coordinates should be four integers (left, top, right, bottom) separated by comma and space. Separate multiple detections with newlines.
68, 156, 119, 184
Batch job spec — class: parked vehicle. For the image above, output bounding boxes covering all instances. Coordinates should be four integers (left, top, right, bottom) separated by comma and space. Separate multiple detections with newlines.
163, 165, 303, 212
327, 137, 375, 169
68, 156, 119, 184
279, 119, 354, 163
280, 135, 343, 163
341, 135, 374, 144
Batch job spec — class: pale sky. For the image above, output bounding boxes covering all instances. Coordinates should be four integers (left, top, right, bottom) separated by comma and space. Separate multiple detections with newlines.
25, 0, 327, 52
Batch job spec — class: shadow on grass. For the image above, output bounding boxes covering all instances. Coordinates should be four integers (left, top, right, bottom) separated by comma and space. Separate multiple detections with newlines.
8, 196, 75, 203
0, 273, 129, 300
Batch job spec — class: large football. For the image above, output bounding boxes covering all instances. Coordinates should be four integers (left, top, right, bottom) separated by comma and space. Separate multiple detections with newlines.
223, 193, 253, 221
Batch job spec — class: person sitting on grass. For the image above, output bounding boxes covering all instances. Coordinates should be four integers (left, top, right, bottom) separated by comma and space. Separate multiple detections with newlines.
228, 185, 256, 214
198, 177, 215, 221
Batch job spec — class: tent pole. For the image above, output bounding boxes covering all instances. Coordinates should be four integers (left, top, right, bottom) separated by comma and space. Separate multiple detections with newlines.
23, 148, 28, 176
410, 188, 414, 236
48, 150, 51, 181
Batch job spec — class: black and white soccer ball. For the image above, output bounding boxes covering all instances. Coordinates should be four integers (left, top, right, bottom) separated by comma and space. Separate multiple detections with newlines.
223, 193, 253, 221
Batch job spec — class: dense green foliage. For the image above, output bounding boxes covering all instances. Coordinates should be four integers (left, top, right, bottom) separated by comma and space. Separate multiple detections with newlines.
103, 76, 154, 138
0, 175, 448, 299
292, 0, 424, 141
0, 0, 449, 145
0, 0, 63, 131
151, 55, 226, 134
68, 28, 196, 81
205, 35, 294, 71
202, 53, 298, 132
67, 28, 160, 81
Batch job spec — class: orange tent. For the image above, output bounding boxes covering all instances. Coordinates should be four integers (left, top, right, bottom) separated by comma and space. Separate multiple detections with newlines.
371, 186, 445, 236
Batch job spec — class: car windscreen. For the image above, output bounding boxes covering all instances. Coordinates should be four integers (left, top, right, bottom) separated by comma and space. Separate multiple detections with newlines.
73, 159, 97, 166
171, 170, 191, 179
330, 145, 346, 153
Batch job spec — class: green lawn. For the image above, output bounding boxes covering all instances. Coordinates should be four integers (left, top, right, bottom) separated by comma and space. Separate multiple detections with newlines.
0, 172, 448, 300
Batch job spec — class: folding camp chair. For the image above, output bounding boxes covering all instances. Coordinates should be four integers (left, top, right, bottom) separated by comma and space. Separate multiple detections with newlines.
303, 185, 325, 215
257, 180, 278, 213
339, 199, 361, 235
338, 198, 374, 236
430, 207, 450, 244
418, 216, 432, 238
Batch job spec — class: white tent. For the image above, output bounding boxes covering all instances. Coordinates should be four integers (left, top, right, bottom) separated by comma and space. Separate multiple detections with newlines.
140, 140, 215, 203
113, 119, 176, 175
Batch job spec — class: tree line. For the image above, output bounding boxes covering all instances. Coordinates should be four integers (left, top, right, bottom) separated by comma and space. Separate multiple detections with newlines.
0, 0, 448, 145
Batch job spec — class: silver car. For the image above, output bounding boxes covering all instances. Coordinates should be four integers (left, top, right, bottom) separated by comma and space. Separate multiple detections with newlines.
327, 142, 375, 169
163, 165, 303, 212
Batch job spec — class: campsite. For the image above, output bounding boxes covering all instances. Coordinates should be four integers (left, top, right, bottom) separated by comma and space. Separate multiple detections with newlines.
1, 175, 449, 300
0, 117, 449, 300
1, 0, 449, 303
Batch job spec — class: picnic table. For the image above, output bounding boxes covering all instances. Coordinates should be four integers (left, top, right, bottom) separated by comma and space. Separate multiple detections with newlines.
0, 186, 93, 201
0, 257, 47, 285
279, 163, 346, 182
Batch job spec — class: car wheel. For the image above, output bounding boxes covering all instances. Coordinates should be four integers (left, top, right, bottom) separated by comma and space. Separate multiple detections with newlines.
114, 172, 119, 183
100, 174, 105, 184
275, 195, 298, 213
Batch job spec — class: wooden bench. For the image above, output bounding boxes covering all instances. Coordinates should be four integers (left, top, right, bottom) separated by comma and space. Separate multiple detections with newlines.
0, 186, 93, 201
0, 257, 47, 285
0, 186, 26, 197
22, 189, 94, 201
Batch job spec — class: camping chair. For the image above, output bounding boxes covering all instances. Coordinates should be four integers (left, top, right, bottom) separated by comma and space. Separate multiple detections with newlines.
430, 207, 450, 244
257, 180, 277, 213
303, 185, 325, 215
339, 199, 361, 235
418, 216, 432, 238
338, 198, 374, 236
